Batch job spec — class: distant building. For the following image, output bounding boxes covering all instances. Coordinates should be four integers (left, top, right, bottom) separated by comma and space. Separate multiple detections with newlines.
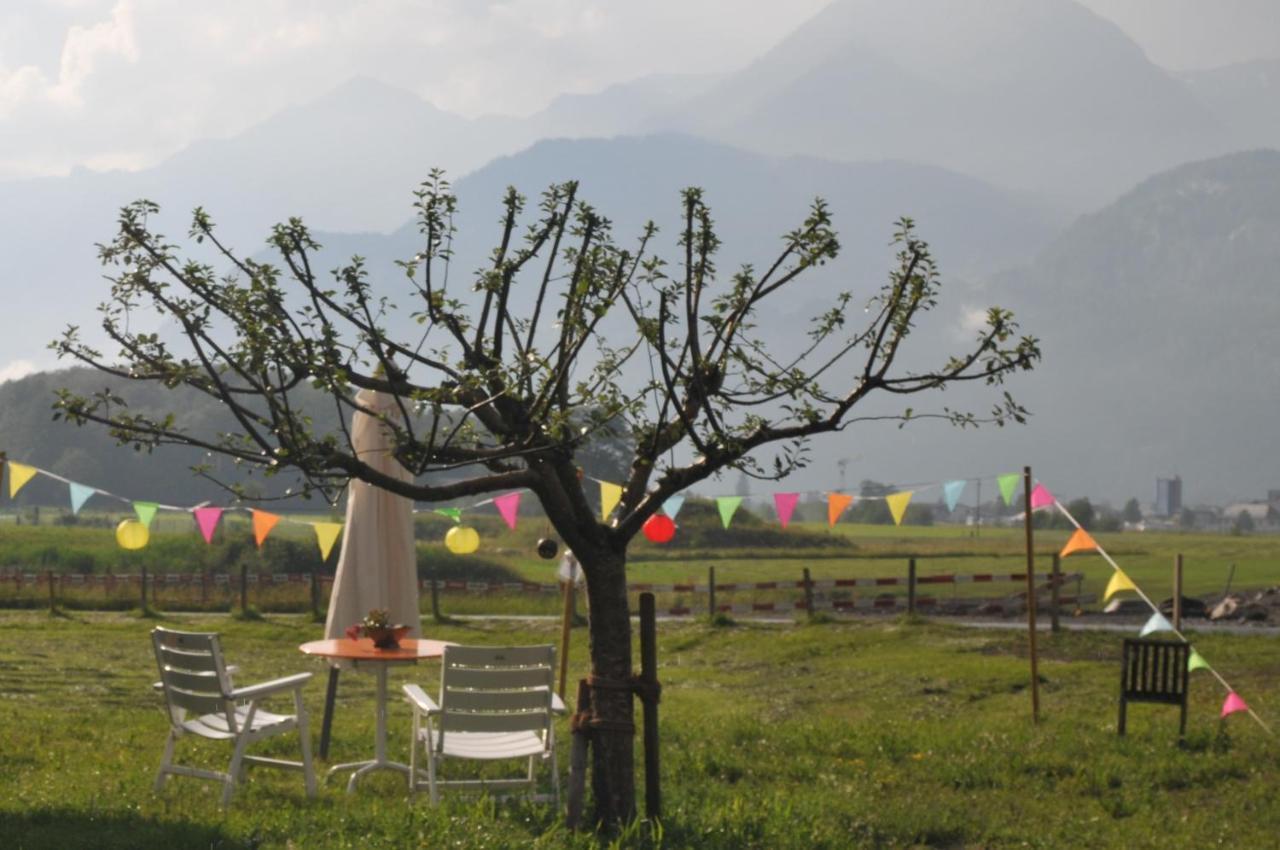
1155, 476, 1182, 517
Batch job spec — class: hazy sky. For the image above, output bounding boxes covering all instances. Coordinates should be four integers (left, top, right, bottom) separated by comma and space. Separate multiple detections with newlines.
1, 0, 1276, 180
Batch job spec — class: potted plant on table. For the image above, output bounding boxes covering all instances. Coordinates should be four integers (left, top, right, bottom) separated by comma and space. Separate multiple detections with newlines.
346, 608, 409, 649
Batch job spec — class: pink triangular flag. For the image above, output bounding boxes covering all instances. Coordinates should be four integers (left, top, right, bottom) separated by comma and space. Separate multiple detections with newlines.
1221, 691, 1249, 719
494, 492, 521, 530
773, 492, 800, 529
1030, 483, 1054, 510
193, 507, 223, 544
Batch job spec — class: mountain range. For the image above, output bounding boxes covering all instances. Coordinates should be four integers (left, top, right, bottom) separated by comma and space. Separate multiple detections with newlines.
2, 0, 1277, 505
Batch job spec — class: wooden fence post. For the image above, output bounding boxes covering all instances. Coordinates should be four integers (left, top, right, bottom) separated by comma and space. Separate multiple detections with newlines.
639, 592, 661, 820
1173, 554, 1183, 631
310, 570, 320, 620
201, 569, 209, 608
140, 564, 148, 611
907, 558, 917, 616
47, 570, 56, 613
707, 566, 716, 618
1050, 553, 1061, 633
1022, 465, 1040, 724
240, 562, 249, 613
802, 567, 815, 618
429, 568, 442, 622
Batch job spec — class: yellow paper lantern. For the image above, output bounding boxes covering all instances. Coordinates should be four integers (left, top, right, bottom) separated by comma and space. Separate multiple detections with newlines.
445, 525, 479, 555
116, 519, 150, 550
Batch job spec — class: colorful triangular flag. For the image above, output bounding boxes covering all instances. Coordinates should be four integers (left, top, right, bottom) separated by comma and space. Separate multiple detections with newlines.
717, 496, 743, 529
252, 509, 280, 547
1030, 484, 1054, 510
1060, 527, 1098, 558
1221, 691, 1249, 719
7, 462, 37, 498
827, 493, 854, 526
1104, 569, 1137, 602
1140, 611, 1175, 637
599, 481, 623, 522
997, 473, 1020, 506
943, 480, 966, 512
662, 494, 685, 520
68, 483, 96, 516
886, 491, 913, 526
494, 492, 521, 530
434, 507, 462, 523
194, 507, 223, 544
1187, 649, 1210, 673
773, 492, 800, 529
313, 523, 343, 561
133, 501, 159, 529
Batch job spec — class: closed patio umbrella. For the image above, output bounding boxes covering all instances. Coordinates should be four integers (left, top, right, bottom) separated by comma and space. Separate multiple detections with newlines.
318, 388, 419, 756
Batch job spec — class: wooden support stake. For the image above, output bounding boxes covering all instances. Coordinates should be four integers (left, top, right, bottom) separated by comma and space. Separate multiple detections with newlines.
557, 575, 574, 699
319, 666, 339, 760
802, 567, 815, 618
1173, 553, 1184, 631
907, 558, 917, 616
565, 678, 591, 829
639, 592, 660, 820
1050, 552, 1062, 633
707, 565, 716, 618
1022, 465, 1040, 724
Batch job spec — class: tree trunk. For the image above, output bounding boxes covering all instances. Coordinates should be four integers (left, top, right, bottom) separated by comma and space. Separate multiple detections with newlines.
577, 540, 636, 827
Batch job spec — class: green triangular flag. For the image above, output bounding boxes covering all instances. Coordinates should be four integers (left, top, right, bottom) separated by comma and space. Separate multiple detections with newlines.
997, 473, 1020, 506
1187, 649, 1210, 673
133, 501, 159, 529
717, 496, 743, 529
434, 507, 462, 524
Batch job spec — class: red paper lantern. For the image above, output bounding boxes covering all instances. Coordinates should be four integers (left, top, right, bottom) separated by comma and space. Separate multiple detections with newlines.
642, 514, 675, 544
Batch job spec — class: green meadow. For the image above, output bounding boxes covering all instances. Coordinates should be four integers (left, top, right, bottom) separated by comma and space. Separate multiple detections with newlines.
1, 610, 1278, 849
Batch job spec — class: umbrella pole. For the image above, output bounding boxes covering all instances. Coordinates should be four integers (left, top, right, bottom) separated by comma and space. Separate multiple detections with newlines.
319, 666, 340, 759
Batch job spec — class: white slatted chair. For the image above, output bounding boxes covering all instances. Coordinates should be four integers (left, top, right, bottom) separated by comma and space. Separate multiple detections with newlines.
403, 645, 564, 805
151, 627, 317, 806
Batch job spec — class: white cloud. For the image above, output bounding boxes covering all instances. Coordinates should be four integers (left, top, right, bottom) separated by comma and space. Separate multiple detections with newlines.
953, 306, 989, 342
0, 0, 830, 179
0, 359, 39, 384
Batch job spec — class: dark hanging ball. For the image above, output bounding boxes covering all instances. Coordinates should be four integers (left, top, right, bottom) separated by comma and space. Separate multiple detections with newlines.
536, 538, 559, 560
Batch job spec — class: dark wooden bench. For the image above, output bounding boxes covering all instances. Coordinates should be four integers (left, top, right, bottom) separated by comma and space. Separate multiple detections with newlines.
1118, 638, 1190, 736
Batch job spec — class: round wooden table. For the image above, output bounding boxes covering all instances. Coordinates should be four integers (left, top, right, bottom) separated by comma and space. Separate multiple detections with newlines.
300, 637, 453, 792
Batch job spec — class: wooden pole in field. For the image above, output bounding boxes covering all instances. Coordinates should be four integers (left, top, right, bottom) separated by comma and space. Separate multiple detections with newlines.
1022, 465, 1040, 723
239, 561, 249, 614
1173, 554, 1184, 631
907, 558, 917, 616
556, 561, 576, 699
639, 592, 661, 820
707, 565, 716, 618
1050, 553, 1061, 633
802, 567, 815, 618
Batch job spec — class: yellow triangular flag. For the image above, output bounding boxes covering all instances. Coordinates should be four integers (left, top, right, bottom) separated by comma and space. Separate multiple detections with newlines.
1060, 527, 1098, 558
886, 491, 913, 526
599, 481, 623, 521
313, 523, 343, 561
7, 462, 37, 498
1104, 569, 1137, 602
252, 509, 281, 547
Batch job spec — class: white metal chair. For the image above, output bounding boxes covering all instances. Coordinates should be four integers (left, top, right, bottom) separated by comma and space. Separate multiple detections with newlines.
151, 627, 317, 806
403, 645, 564, 805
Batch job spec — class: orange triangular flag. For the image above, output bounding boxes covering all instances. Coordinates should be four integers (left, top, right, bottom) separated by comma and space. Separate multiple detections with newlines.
1060, 527, 1098, 558
827, 493, 854, 526
252, 509, 280, 547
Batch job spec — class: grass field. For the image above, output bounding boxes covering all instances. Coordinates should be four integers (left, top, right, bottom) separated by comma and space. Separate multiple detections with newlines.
1, 609, 1278, 849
